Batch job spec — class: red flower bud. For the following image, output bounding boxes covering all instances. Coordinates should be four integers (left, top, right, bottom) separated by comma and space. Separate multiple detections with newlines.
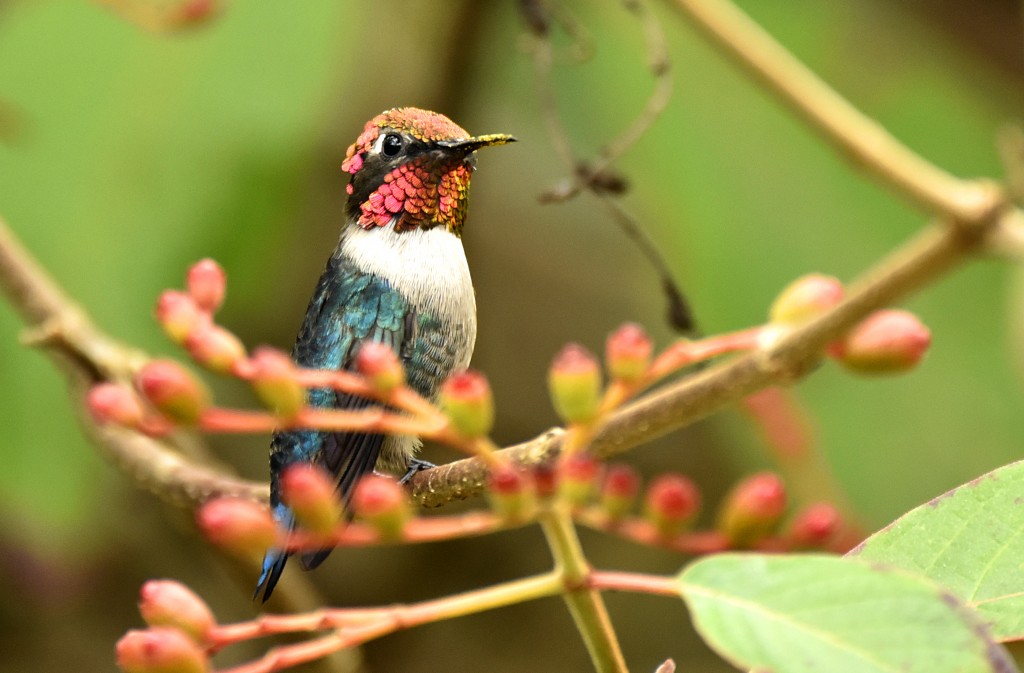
605, 323, 653, 383
186, 258, 226, 314
155, 291, 205, 345
280, 465, 342, 536
196, 498, 277, 558
351, 475, 409, 540
769, 274, 844, 325
116, 627, 208, 673
486, 466, 536, 523
355, 342, 405, 394
184, 324, 246, 374
548, 344, 602, 424
135, 360, 210, 425
830, 309, 931, 375
600, 464, 640, 523
644, 473, 701, 539
531, 462, 557, 498
716, 472, 787, 547
138, 580, 215, 643
248, 348, 306, 418
557, 453, 601, 508
786, 502, 841, 549
87, 383, 146, 429
439, 370, 494, 439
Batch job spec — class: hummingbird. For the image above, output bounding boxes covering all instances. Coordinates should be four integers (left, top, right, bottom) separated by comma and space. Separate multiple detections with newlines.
255, 108, 514, 602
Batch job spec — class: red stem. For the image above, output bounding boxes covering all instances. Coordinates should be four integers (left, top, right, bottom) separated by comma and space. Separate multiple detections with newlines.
588, 571, 679, 597
647, 326, 765, 381
278, 511, 508, 552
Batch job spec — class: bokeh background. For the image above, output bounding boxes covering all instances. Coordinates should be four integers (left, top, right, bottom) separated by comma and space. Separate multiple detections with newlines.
1, 1, 1023, 671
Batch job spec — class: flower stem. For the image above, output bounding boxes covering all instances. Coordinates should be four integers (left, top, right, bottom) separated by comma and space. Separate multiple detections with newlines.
214, 572, 565, 667
539, 505, 628, 673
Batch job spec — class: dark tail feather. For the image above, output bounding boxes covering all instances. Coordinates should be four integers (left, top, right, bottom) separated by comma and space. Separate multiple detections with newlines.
254, 548, 289, 603
254, 504, 295, 603
301, 548, 332, 570
300, 429, 384, 571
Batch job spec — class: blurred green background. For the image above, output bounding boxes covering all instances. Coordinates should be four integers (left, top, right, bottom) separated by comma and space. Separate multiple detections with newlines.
1, 1, 1022, 671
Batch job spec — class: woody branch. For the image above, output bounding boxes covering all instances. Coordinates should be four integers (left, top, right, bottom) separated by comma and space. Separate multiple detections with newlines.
1, 0, 1023, 514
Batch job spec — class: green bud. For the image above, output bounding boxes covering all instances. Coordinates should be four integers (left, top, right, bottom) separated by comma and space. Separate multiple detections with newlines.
548, 344, 602, 424
439, 370, 494, 438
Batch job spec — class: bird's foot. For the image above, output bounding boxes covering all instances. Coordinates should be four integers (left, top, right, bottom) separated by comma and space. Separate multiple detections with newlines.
398, 458, 437, 485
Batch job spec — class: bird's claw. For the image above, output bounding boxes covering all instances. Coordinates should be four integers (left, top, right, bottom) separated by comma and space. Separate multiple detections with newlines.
398, 458, 437, 485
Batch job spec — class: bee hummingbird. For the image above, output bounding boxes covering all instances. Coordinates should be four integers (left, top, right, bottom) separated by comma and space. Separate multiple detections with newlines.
255, 108, 514, 602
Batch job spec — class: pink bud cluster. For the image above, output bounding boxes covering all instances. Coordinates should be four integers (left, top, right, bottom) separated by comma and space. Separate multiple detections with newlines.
487, 466, 538, 523
829, 309, 931, 375
770, 274, 931, 374
521, 456, 842, 552
605, 323, 653, 384
88, 260, 239, 432
716, 473, 842, 549
196, 468, 413, 555
355, 342, 405, 394
156, 259, 244, 374
197, 498, 277, 558
715, 472, 787, 547
90, 259, 359, 433
600, 464, 641, 523
546, 323, 656, 426
116, 580, 215, 673
644, 473, 701, 539
86, 360, 210, 433
352, 474, 411, 539
280, 465, 342, 536
769, 273, 845, 325
786, 501, 842, 549
248, 348, 305, 418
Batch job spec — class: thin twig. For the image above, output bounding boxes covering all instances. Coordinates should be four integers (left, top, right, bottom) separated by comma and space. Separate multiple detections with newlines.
216, 572, 565, 672
536, 0, 674, 201
528, 0, 696, 333
666, 0, 995, 220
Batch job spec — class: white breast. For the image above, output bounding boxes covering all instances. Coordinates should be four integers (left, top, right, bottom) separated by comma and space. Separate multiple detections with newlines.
336, 221, 478, 370
337, 221, 478, 471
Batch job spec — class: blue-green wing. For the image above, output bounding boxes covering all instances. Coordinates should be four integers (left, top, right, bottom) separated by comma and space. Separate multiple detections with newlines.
256, 254, 414, 601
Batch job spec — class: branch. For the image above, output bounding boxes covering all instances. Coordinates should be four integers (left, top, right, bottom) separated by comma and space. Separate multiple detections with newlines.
410, 209, 1019, 506
0, 217, 264, 506
5, 206, 1015, 512
211, 571, 565, 673
5, 0, 1024, 515
666, 0, 993, 221
410, 0, 1024, 506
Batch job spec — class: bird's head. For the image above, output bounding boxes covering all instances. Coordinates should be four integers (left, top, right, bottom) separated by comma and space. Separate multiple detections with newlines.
341, 108, 515, 237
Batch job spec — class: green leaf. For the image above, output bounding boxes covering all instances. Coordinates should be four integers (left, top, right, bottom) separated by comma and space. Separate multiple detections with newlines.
850, 460, 1024, 642
677, 554, 1016, 673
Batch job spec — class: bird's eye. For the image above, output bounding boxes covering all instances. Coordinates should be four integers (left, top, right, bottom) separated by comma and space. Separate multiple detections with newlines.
381, 133, 404, 157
